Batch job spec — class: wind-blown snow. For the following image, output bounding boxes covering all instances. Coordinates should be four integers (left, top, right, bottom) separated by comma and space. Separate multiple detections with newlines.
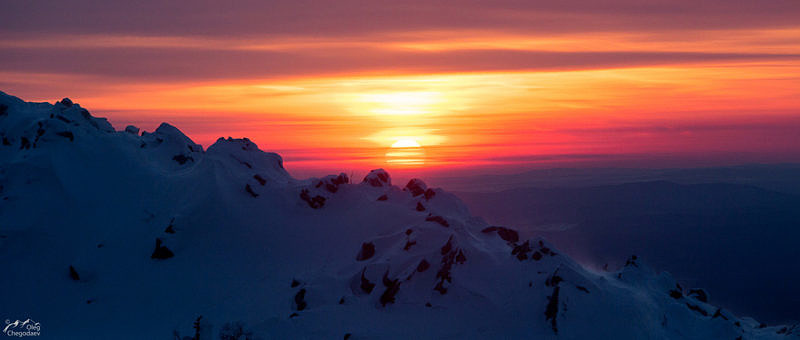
0, 91, 797, 339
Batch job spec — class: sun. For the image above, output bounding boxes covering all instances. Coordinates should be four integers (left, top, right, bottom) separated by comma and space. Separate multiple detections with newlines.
391, 138, 421, 148
386, 138, 425, 166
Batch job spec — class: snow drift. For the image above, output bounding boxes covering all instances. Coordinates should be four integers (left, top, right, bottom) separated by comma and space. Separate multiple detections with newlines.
0, 91, 797, 339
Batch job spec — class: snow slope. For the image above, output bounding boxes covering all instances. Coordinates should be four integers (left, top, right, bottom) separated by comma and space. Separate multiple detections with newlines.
0, 91, 797, 339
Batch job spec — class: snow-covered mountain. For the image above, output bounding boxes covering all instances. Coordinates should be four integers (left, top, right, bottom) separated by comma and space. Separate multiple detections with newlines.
0, 91, 797, 339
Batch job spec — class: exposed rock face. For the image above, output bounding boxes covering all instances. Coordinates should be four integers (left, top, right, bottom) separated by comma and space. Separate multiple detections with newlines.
300, 189, 325, 208
379, 271, 401, 306
69, 265, 80, 281
253, 174, 267, 185
688, 288, 709, 303
316, 173, 349, 193
164, 219, 176, 234
507, 239, 556, 262
151, 238, 174, 259
417, 259, 430, 272
404, 178, 427, 197
481, 226, 519, 243
359, 268, 375, 294
295, 288, 308, 311
434, 235, 466, 295
20, 137, 30, 149
545, 286, 561, 333
356, 242, 375, 261
173, 154, 194, 165
425, 215, 449, 227
686, 303, 709, 316
56, 131, 74, 141
362, 169, 391, 187
245, 184, 259, 197
424, 188, 436, 200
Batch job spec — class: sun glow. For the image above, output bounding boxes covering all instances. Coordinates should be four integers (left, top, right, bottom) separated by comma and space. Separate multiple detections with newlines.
385, 148, 426, 166
386, 138, 425, 165
391, 138, 421, 148
40, 62, 800, 171
357, 91, 442, 115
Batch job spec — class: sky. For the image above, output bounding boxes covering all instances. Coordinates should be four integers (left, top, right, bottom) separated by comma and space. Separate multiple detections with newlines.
2, 0, 799, 178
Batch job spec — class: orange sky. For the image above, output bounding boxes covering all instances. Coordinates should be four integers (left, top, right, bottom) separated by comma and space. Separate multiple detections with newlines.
2, 1, 799, 178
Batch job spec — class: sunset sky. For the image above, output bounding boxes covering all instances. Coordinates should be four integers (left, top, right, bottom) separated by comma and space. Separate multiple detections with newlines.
2, 1, 799, 177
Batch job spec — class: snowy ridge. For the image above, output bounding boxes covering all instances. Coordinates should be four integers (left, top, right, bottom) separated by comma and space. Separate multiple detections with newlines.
0, 91, 797, 339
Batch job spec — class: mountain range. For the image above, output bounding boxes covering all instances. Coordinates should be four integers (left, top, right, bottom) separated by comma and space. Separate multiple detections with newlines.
1, 91, 797, 339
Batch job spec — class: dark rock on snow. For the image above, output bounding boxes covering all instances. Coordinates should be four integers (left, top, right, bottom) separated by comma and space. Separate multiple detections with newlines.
299, 189, 325, 209
360, 268, 375, 294
245, 184, 259, 198
404, 178, 427, 197
164, 218, 176, 234
686, 303, 709, 316
356, 242, 375, 261
688, 288, 709, 303
362, 169, 391, 187
295, 288, 307, 311
417, 259, 430, 272
69, 265, 80, 281
425, 215, 449, 227
379, 272, 401, 306
511, 241, 532, 261
253, 174, 267, 186
151, 238, 174, 259
481, 226, 519, 243
56, 131, 74, 141
172, 154, 193, 165
544, 286, 561, 334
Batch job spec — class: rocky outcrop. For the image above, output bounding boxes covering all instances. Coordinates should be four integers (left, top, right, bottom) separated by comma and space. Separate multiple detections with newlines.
295, 288, 308, 311
356, 242, 375, 261
151, 238, 174, 259
434, 235, 466, 295
315, 173, 349, 193
425, 215, 449, 227
379, 272, 401, 306
688, 288, 709, 303
362, 169, 391, 187
69, 265, 80, 281
300, 189, 325, 208
404, 178, 427, 197
481, 226, 519, 243
359, 268, 375, 294
245, 184, 259, 198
